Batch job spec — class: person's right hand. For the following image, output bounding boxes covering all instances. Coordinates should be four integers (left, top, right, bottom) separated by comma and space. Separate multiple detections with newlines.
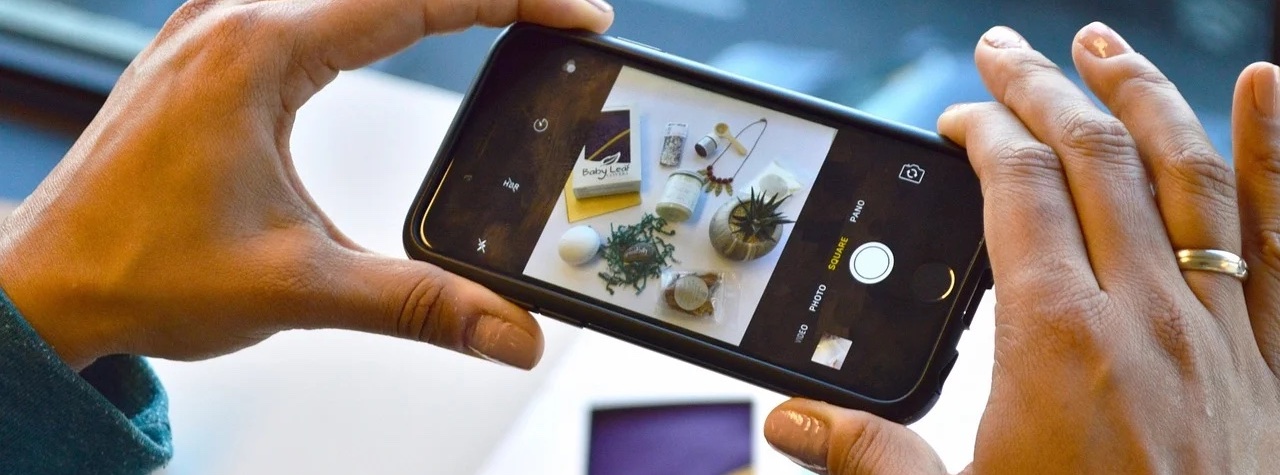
0, 0, 612, 371
763, 23, 1280, 473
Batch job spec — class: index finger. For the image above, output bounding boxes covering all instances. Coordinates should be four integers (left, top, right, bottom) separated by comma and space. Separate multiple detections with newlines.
938, 102, 1099, 307
972, 26, 1172, 290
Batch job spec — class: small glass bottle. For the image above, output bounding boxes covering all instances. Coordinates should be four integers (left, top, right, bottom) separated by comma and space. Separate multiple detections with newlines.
694, 133, 722, 158
656, 170, 706, 223
659, 123, 688, 167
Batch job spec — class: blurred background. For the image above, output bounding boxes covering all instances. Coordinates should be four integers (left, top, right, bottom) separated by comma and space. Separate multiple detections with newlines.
0, 1, 1274, 473
1, 2, 1274, 473
2, 0, 1275, 203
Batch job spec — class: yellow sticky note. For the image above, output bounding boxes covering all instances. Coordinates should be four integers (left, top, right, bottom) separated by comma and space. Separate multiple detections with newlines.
564, 174, 640, 222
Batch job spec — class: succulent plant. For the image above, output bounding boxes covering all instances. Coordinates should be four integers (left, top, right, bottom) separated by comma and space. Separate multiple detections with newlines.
729, 190, 794, 243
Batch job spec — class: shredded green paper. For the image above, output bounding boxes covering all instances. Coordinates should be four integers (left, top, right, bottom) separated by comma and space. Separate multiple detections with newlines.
598, 213, 677, 295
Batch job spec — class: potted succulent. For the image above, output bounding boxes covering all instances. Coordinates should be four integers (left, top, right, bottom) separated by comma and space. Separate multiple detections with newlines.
708, 190, 795, 261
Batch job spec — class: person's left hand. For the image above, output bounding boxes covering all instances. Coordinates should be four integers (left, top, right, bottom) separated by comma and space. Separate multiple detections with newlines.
761, 22, 1280, 473
0, 0, 613, 370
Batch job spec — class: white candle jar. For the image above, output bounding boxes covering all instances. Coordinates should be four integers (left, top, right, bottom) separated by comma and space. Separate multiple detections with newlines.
655, 170, 706, 223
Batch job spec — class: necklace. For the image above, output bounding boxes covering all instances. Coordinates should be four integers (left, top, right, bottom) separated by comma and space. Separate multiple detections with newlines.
697, 118, 768, 196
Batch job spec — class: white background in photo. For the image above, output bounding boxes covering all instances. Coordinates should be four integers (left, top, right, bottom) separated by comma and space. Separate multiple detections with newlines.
524, 66, 837, 345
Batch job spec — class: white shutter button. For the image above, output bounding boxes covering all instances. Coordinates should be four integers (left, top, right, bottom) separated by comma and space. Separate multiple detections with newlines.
849, 241, 894, 284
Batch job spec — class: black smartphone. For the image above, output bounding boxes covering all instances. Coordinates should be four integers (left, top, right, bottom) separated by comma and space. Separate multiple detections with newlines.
404, 24, 991, 423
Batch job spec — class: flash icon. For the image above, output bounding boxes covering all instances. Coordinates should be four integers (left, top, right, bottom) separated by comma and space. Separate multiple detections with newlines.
563, 59, 576, 74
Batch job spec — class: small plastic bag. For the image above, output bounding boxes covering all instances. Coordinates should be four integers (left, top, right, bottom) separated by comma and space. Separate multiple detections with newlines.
655, 269, 739, 324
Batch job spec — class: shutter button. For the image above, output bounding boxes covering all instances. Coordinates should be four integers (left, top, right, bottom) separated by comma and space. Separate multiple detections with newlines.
849, 242, 894, 284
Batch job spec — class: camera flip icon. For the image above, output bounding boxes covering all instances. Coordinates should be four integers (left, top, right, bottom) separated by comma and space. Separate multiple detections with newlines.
898, 164, 925, 184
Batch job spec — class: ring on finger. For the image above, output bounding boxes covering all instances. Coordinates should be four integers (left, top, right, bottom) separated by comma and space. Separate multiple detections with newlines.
1175, 249, 1249, 281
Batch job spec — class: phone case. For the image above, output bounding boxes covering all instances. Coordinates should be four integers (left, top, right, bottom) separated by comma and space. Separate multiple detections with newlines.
403, 23, 992, 423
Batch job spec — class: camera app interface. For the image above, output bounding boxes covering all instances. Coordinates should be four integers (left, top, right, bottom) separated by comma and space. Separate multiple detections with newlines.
420, 38, 984, 398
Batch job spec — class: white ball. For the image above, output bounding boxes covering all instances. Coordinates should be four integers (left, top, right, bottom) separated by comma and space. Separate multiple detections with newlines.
558, 226, 601, 265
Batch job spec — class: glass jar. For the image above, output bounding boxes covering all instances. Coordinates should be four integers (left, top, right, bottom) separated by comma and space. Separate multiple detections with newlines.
655, 170, 705, 223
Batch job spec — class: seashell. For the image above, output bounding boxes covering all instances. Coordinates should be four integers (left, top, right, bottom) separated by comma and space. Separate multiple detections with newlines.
672, 275, 710, 311
622, 242, 658, 264
558, 226, 601, 265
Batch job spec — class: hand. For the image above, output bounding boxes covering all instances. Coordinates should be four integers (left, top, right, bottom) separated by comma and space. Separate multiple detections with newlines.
0, 0, 613, 371
763, 23, 1280, 473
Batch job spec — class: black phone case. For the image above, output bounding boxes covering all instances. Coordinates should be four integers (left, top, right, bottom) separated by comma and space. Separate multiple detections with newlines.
403, 23, 991, 424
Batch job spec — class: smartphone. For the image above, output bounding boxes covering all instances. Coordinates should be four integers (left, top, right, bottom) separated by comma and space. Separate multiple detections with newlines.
404, 24, 991, 423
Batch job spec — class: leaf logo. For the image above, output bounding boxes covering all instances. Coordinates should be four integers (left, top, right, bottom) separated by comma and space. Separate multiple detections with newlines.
601, 152, 622, 165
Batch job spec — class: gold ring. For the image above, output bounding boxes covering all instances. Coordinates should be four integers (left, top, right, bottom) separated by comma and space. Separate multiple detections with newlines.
1175, 249, 1248, 281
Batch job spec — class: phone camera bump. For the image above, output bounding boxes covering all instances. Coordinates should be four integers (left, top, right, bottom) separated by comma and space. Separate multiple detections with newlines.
911, 262, 955, 303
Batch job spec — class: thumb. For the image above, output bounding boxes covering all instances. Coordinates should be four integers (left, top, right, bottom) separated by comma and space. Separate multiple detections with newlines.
765, 399, 948, 475
306, 0, 616, 73
186, 0, 615, 113
300, 248, 544, 369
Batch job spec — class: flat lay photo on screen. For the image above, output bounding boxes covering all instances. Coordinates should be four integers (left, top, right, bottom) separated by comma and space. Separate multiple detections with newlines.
1, 0, 1276, 473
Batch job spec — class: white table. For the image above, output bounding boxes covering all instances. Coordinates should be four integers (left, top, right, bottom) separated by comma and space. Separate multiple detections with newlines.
148, 69, 996, 474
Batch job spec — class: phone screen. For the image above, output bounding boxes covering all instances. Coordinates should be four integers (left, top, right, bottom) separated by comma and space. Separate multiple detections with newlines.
419, 32, 984, 400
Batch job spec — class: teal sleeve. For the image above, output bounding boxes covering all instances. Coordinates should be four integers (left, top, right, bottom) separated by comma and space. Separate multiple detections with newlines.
0, 288, 173, 474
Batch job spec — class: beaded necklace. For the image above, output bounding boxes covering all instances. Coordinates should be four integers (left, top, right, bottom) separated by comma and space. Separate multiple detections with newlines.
697, 118, 768, 196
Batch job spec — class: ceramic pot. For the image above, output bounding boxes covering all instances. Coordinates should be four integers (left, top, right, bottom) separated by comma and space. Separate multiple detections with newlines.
708, 200, 783, 261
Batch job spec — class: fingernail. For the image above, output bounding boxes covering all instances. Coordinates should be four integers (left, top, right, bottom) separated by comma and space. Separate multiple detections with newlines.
764, 409, 829, 472
584, 0, 613, 13
937, 104, 965, 135
982, 26, 1026, 49
1077, 22, 1132, 59
467, 316, 540, 370
1252, 64, 1279, 117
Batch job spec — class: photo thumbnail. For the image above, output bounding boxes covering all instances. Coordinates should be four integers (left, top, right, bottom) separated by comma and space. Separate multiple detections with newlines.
811, 333, 853, 370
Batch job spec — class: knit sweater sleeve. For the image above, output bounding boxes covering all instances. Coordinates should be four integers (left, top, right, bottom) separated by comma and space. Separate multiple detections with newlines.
0, 288, 172, 474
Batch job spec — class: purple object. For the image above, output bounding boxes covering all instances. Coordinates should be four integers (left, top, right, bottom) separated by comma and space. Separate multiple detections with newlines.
588, 402, 752, 475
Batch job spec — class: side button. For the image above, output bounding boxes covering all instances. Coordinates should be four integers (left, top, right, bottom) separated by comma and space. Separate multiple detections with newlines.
539, 309, 585, 328
504, 297, 535, 311
936, 351, 959, 394
961, 268, 993, 329
615, 36, 663, 52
